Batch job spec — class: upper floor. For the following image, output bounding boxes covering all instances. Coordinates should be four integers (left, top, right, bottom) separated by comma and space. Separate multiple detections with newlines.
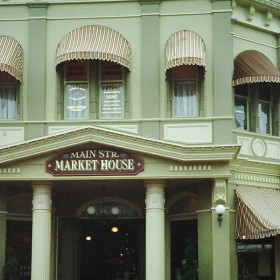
0, 0, 279, 165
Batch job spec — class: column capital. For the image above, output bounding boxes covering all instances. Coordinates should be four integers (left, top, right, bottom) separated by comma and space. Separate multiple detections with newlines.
144, 179, 166, 188
32, 182, 52, 211
145, 180, 165, 210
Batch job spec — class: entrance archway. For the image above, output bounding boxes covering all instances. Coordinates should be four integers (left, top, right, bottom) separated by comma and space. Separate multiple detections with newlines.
77, 197, 143, 280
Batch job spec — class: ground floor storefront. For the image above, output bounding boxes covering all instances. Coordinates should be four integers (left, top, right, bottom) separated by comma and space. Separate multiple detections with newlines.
0, 127, 279, 280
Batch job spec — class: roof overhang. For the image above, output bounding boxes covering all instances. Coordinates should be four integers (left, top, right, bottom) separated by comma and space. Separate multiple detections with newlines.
0, 126, 240, 165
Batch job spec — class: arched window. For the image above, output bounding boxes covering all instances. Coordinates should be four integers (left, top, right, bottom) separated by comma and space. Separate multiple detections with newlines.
56, 25, 131, 120
165, 30, 206, 117
0, 36, 23, 120
233, 50, 280, 135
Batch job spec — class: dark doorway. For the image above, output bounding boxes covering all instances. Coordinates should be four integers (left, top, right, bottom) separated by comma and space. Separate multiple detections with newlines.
79, 219, 140, 280
4, 220, 32, 280
170, 219, 198, 280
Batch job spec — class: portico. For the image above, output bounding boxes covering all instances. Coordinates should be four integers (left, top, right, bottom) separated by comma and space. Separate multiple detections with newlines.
0, 126, 239, 280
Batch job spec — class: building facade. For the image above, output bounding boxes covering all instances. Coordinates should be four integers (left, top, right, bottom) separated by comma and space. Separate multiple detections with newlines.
0, 0, 279, 280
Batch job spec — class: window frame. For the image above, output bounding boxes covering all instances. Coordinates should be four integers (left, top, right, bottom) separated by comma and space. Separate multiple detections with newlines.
234, 83, 278, 136
0, 71, 20, 121
60, 60, 128, 121
98, 61, 125, 120
168, 65, 201, 118
234, 84, 250, 131
64, 61, 89, 120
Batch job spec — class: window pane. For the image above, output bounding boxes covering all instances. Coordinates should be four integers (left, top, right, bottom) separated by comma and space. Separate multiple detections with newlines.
101, 61, 123, 81
66, 61, 87, 82
173, 80, 197, 117
65, 83, 89, 119
258, 83, 271, 101
99, 83, 124, 119
259, 101, 271, 134
0, 85, 16, 119
237, 238, 274, 279
234, 96, 248, 130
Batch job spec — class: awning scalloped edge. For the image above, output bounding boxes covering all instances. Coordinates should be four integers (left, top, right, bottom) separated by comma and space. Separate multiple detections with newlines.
233, 75, 280, 86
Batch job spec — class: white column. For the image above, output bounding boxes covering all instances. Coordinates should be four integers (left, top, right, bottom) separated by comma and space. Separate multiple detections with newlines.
145, 180, 165, 280
31, 182, 52, 280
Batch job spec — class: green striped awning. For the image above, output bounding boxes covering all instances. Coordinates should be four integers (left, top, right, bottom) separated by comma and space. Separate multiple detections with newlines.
55, 25, 131, 70
233, 50, 280, 86
0, 36, 23, 82
235, 185, 280, 239
165, 30, 207, 72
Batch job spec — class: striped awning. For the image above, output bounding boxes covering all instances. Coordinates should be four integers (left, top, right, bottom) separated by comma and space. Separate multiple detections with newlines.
0, 36, 23, 82
165, 30, 207, 72
233, 50, 280, 86
55, 25, 131, 70
235, 185, 280, 239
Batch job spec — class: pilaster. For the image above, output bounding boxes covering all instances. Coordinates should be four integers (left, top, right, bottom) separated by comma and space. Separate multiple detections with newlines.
145, 180, 165, 280
212, 179, 233, 280
140, 2, 160, 120
31, 181, 52, 280
26, 3, 47, 126
212, 0, 233, 143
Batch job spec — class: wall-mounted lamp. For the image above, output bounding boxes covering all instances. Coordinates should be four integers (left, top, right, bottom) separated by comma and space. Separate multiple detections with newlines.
215, 204, 225, 227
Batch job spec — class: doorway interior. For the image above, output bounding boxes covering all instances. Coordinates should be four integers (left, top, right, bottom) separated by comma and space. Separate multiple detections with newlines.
79, 219, 141, 280
170, 219, 198, 280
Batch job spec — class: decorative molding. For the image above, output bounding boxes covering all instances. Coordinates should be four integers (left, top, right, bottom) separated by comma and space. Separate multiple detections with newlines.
237, 135, 280, 163
0, 168, 21, 174
213, 179, 227, 204
164, 123, 212, 144
235, 173, 280, 185
265, 11, 273, 26
251, 0, 280, 10
169, 165, 212, 172
247, 5, 255, 21
0, 126, 240, 165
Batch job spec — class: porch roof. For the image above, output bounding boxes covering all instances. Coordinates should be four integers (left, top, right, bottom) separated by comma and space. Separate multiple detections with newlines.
0, 126, 240, 165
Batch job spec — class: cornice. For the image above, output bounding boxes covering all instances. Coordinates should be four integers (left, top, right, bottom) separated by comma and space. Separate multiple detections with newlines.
0, 126, 240, 165
236, 0, 280, 12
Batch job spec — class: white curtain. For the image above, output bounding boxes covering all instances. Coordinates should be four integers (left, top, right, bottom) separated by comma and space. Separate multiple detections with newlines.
259, 102, 270, 134
0, 85, 16, 119
173, 81, 197, 117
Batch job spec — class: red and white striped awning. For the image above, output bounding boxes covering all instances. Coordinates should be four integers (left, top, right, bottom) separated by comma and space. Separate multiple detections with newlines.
235, 185, 280, 239
165, 30, 207, 72
0, 36, 23, 82
55, 25, 131, 70
233, 50, 280, 86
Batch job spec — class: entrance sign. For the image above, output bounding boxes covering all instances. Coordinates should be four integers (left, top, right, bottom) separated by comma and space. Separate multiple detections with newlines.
46, 148, 144, 176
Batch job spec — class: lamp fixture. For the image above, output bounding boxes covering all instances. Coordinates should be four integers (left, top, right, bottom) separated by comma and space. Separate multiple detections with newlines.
215, 204, 225, 227
86, 187, 120, 219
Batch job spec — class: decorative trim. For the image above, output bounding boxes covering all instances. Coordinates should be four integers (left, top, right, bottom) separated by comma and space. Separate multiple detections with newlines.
247, 5, 255, 21
213, 179, 227, 204
250, 0, 280, 10
169, 165, 212, 172
235, 173, 280, 185
0, 168, 21, 174
265, 11, 273, 26
0, 126, 240, 165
